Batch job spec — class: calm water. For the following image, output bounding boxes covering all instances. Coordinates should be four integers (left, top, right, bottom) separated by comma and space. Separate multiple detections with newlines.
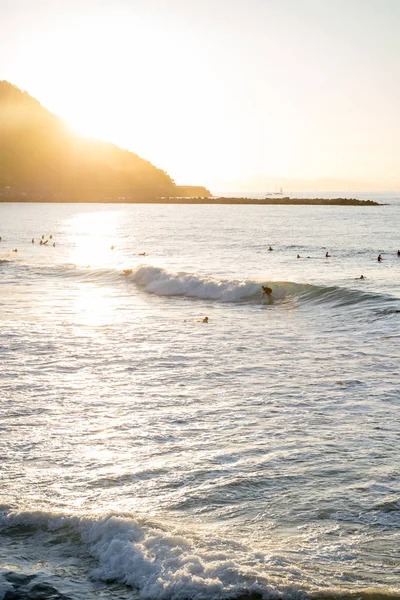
0, 193, 399, 600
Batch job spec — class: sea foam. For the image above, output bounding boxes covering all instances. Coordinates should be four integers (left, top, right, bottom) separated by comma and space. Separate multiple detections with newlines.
0, 508, 307, 600
125, 265, 391, 309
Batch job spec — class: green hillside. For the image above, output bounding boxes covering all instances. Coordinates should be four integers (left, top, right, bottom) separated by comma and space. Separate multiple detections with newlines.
0, 82, 210, 200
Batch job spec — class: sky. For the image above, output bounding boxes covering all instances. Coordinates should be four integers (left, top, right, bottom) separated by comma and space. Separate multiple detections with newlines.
1, 0, 400, 193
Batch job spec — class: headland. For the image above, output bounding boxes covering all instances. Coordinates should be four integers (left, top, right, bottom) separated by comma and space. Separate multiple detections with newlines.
0, 82, 383, 206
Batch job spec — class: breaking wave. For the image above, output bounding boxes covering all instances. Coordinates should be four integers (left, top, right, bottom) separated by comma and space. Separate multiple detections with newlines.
0, 508, 306, 600
124, 265, 395, 309
1, 508, 399, 600
5, 259, 398, 310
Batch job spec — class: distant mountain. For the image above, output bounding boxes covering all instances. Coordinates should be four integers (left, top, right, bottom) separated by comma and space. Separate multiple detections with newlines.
0, 82, 210, 201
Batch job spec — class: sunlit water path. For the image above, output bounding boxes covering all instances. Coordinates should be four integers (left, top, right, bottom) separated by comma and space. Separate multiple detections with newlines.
0, 194, 399, 600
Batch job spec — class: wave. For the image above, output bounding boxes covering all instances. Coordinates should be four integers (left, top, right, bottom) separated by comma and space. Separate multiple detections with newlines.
1, 508, 399, 600
5, 259, 398, 310
0, 508, 303, 600
124, 265, 395, 309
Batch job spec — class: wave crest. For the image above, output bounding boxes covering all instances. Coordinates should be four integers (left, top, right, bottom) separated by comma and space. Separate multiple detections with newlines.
125, 265, 390, 308
0, 508, 305, 600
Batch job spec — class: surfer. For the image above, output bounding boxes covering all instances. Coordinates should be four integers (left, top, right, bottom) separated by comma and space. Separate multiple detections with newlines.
377, 254, 382, 262
397, 250, 400, 256
359, 275, 365, 279
262, 286, 273, 296
31, 238, 34, 244
325, 251, 331, 257
138, 252, 147, 256
268, 246, 273, 251
185, 317, 209, 323
297, 254, 300, 258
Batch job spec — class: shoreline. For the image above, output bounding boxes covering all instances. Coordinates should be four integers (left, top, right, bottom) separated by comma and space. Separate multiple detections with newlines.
0, 196, 383, 206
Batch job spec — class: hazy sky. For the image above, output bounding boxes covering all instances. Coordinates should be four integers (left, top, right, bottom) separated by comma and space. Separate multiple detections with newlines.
1, 0, 399, 192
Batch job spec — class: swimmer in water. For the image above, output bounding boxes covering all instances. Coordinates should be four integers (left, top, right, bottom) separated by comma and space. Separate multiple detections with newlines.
138, 252, 147, 256
262, 286, 273, 296
268, 246, 273, 251
185, 316, 209, 323
31, 238, 34, 244
325, 251, 331, 257
297, 254, 300, 259
377, 254, 382, 262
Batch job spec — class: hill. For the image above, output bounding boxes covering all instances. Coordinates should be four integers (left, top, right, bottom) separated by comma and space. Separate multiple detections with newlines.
0, 81, 210, 200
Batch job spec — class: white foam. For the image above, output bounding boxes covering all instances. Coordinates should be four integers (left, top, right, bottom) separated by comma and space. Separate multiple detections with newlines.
0, 509, 307, 600
129, 265, 272, 303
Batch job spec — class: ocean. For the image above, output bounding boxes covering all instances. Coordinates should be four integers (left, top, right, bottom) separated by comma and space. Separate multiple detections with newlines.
0, 192, 399, 600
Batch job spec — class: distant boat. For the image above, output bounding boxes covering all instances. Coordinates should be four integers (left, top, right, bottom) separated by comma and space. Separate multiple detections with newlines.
265, 187, 283, 197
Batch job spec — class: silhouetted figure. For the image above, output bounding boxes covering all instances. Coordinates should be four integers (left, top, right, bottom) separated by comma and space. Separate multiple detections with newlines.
268, 246, 273, 251
262, 286, 273, 296
377, 254, 382, 262
397, 250, 400, 257
202, 317, 209, 323
359, 275, 365, 279
49, 234, 53, 239
325, 252, 331, 257
0, 236, 2, 241
31, 238, 34, 244
12, 248, 17, 252
41, 235, 44, 239
53, 242, 56, 247
297, 254, 300, 259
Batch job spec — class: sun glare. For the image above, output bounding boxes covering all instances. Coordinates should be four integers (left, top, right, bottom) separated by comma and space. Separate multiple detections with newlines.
66, 211, 120, 268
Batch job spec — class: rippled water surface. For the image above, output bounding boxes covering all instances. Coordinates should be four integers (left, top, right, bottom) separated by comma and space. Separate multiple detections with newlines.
1, 194, 399, 600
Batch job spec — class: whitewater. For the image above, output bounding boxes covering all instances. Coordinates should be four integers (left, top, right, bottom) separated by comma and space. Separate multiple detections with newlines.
0, 193, 399, 600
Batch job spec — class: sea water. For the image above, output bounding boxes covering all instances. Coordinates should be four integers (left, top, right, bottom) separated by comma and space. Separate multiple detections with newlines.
0, 192, 399, 600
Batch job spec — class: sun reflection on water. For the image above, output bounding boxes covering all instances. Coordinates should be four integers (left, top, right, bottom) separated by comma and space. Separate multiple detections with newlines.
66, 210, 121, 268
72, 285, 118, 328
